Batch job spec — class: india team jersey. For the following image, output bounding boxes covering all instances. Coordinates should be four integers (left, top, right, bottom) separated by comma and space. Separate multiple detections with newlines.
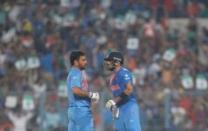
67, 67, 90, 107
110, 67, 136, 106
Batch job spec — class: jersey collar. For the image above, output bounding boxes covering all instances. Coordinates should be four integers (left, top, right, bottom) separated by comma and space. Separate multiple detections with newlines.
71, 66, 80, 71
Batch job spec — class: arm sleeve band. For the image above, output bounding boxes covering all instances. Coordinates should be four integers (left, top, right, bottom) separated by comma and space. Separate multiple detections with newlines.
116, 92, 129, 107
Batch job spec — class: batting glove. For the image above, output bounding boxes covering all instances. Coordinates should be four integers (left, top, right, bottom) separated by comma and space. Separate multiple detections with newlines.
88, 92, 100, 103
112, 106, 119, 119
106, 100, 116, 111
106, 100, 119, 119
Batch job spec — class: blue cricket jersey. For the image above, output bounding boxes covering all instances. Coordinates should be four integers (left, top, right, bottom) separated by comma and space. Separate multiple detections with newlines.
67, 67, 90, 107
109, 67, 137, 106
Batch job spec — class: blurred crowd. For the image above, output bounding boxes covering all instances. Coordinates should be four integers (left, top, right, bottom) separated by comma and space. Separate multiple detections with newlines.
0, 0, 208, 131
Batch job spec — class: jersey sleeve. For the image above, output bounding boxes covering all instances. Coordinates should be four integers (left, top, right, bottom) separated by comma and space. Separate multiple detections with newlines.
121, 71, 132, 84
68, 71, 81, 88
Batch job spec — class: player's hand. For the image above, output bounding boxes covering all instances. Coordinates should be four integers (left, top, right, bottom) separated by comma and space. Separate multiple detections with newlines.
88, 92, 100, 103
106, 100, 116, 111
106, 100, 119, 119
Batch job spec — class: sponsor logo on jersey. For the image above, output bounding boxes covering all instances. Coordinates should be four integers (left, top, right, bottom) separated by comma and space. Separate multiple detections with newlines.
111, 85, 120, 91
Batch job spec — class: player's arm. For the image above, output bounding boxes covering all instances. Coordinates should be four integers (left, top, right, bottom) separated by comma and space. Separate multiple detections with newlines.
105, 81, 133, 119
106, 82, 133, 110
112, 82, 133, 105
72, 87, 100, 102
106, 72, 133, 110
72, 87, 90, 97
69, 73, 99, 101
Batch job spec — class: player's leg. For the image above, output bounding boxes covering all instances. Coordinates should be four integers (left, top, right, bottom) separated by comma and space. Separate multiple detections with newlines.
68, 118, 77, 131
68, 108, 77, 131
77, 113, 94, 131
124, 103, 141, 131
77, 108, 94, 131
114, 109, 125, 131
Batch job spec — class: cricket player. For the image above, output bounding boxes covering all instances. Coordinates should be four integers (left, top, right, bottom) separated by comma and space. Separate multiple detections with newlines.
67, 51, 99, 131
104, 51, 141, 131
